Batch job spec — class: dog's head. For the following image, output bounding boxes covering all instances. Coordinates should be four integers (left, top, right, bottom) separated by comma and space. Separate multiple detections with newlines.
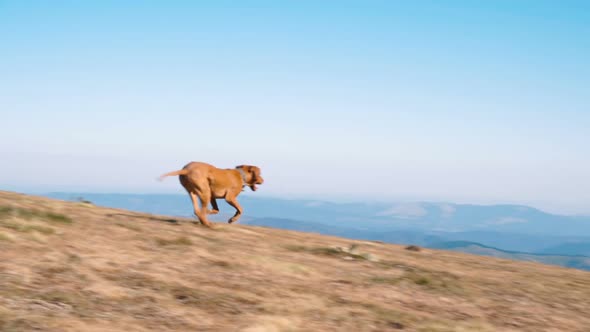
236, 165, 264, 191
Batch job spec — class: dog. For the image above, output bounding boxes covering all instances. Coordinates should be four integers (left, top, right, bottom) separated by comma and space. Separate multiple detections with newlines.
158, 162, 264, 227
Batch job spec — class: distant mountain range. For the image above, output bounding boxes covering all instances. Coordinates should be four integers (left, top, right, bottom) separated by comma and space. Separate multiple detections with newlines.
429, 241, 590, 271
45, 192, 590, 270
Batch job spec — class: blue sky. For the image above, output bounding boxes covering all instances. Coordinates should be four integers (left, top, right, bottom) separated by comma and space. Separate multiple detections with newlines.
1, 1, 589, 214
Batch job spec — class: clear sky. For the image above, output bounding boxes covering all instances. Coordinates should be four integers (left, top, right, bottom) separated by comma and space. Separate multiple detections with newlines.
1, 1, 588, 214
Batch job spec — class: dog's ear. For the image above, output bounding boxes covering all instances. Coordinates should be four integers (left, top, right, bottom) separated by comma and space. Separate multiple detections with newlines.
250, 166, 262, 182
250, 166, 259, 177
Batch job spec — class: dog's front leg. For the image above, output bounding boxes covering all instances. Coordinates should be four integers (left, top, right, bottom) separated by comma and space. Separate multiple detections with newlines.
225, 196, 243, 224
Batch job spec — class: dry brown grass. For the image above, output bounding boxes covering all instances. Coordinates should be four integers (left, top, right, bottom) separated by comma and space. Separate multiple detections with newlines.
0, 190, 589, 331
154, 236, 193, 247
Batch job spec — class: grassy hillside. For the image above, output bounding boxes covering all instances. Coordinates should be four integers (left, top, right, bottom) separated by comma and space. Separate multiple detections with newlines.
1, 190, 589, 332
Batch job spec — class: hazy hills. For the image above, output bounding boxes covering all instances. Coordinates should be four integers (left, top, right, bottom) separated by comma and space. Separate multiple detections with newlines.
429, 241, 590, 271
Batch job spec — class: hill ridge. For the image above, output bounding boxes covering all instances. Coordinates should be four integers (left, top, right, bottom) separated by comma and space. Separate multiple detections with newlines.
430, 240, 590, 258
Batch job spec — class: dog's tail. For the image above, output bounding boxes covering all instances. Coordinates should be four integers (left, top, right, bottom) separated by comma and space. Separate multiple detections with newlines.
157, 169, 189, 181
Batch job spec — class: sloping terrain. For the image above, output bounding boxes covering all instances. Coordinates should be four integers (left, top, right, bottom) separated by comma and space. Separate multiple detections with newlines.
1, 190, 589, 332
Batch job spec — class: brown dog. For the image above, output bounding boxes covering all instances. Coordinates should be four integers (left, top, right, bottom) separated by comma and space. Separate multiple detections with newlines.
158, 162, 264, 227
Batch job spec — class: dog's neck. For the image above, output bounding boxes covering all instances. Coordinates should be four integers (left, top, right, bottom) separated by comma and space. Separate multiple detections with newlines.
237, 168, 248, 186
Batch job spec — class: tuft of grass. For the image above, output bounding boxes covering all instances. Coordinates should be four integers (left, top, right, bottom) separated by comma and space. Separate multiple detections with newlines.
370, 268, 463, 295
25, 225, 55, 235
0, 315, 41, 332
210, 260, 233, 268
36, 290, 78, 305
39, 265, 71, 276
412, 275, 431, 286
77, 197, 93, 204
284, 245, 344, 256
0, 206, 12, 215
34, 265, 88, 285
406, 270, 458, 291
369, 276, 401, 285
369, 306, 408, 330
171, 285, 260, 314
310, 247, 343, 256
68, 253, 82, 263
102, 271, 260, 315
155, 236, 193, 247
0, 206, 72, 224
0, 232, 11, 242
0, 221, 55, 235
331, 297, 416, 329
43, 212, 72, 224
116, 222, 142, 232
405, 245, 422, 252
284, 244, 376, 261
283, 244, 308, 252
103, 270, 171, 291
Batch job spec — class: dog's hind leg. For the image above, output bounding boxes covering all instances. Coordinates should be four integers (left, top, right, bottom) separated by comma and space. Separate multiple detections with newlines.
188, 191, 213, 228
